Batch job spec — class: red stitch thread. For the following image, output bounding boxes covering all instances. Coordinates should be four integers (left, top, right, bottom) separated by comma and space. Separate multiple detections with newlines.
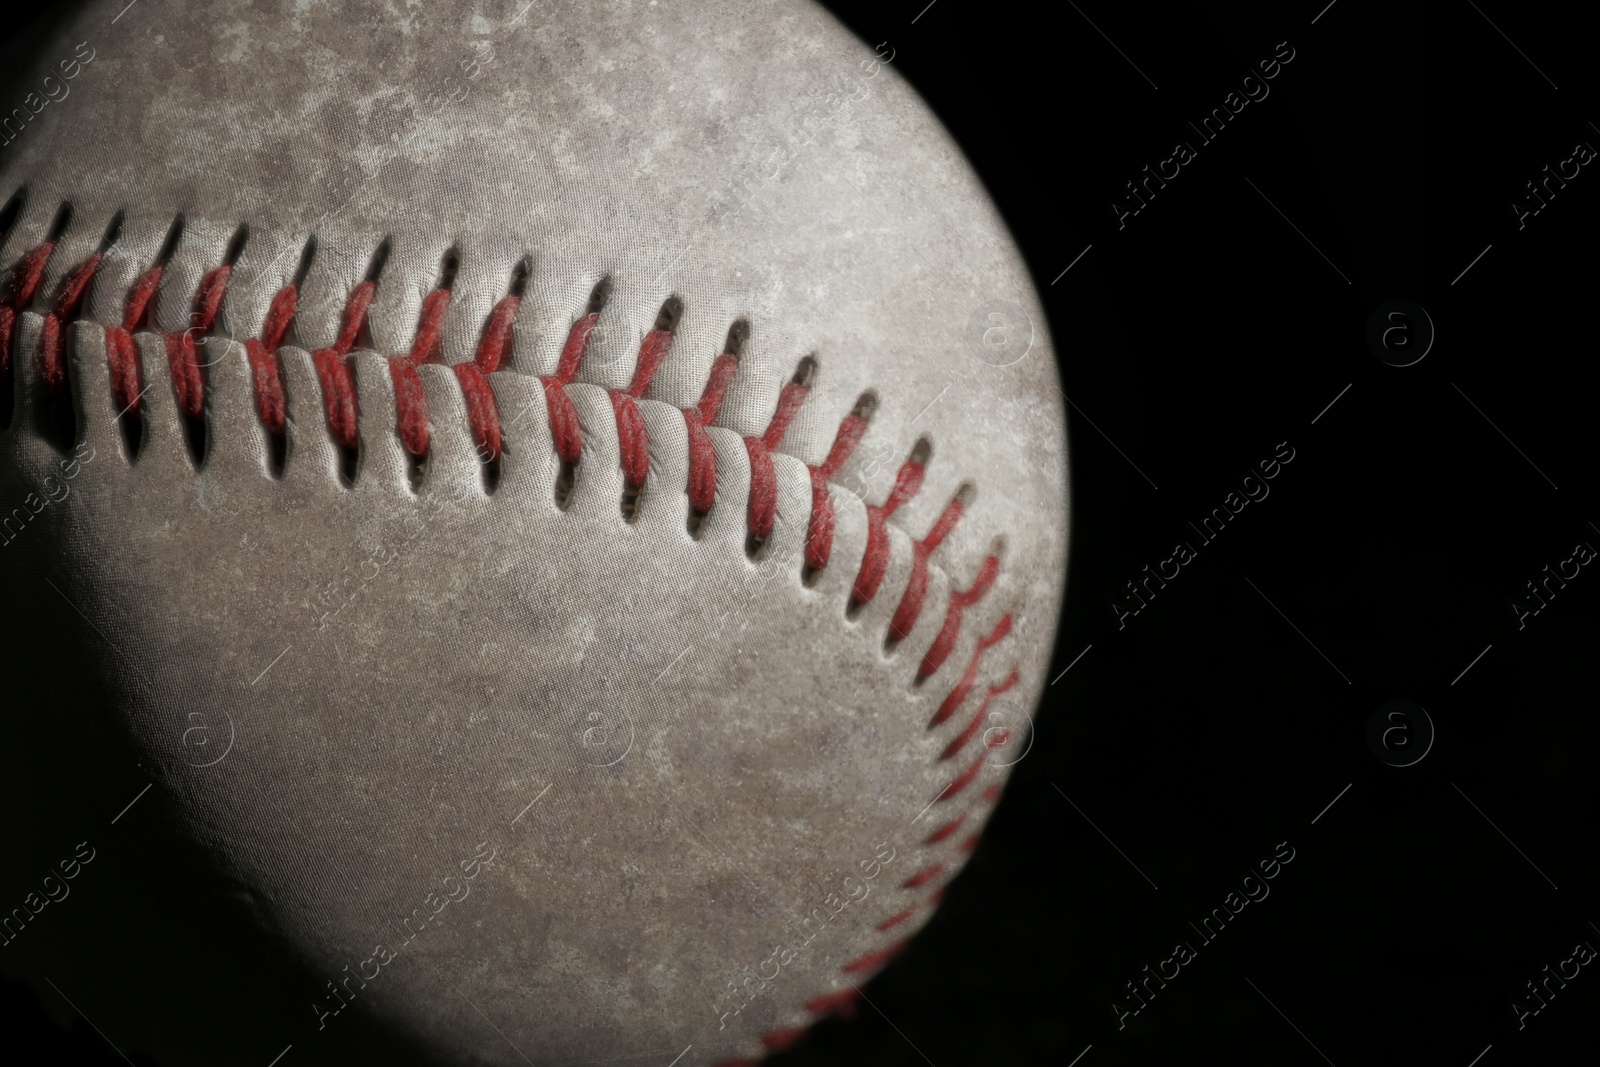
759, 1028, 809, 1053
803, 395, 874, 573
923, 813, 967, 845
928, 614, 1013, 728
390, 357, 431, 456
474, 295, 519, 375
105, 264, 166, 418
887, 490, 969, 644
460, 292, 521, 463
542, 312, 597, 466
1, 241, 56, 385
611, 327, 674, 490
39, 251, 102, 399
379, 286, 453, 458
243, 285, 297, 435
684, 351, 740, 515
803, 987, 860, 1020
851, 444, 928, 607
312, 280, 374, 450
876, 904, 921, 932
841, 939, 906, 976
934, 740, 1004, 807
745, 364, 813, 544
454, 362, 501, 461
917, 554, 1001, 682
900, 863, 944, 890
939, 668, 1020, 762
163, 264, 232, 421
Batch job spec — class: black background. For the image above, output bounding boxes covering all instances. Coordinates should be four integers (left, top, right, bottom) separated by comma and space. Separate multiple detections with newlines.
5, 1, 1599, 1065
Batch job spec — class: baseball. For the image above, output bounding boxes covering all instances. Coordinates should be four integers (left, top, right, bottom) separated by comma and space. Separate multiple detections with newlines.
0, 2, 1067, 1064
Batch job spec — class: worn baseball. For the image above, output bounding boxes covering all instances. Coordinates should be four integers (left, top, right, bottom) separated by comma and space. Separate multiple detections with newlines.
0, 1, 1066, 1064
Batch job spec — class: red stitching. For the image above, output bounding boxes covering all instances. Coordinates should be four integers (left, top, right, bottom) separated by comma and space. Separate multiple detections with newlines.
758, 1028, 809, 1053
928, 614, 1013, 728
923, 812, 966, 845
1, 241, 57, 390
841, 939, 907, 975
312, 279, 373, 450
40, 251, 101, 399
803, 987, 860, 1020
4, 236, 1028, 1067
900, 863, 944, 891
684, 351, 740, 515
802, 397, 873, 573
542, 312, 596, 466
474, 294, 519, 374
390, 357, 430, 457
454, 363, 500, 462
2, 242, 1001, 649
243, 285, 296, 435
939, 668, 1020, 762
887, 491, 968, 644
850, 445, 927, 607
744, 368, 811, 543
917, 553, 1001, 683
611, 327, 673, 490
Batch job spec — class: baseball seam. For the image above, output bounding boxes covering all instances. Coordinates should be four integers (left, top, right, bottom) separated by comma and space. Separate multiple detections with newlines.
0, 218, 1021, 1063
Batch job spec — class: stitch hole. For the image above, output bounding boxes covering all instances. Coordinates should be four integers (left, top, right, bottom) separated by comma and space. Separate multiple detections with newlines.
791, 353, 818, 389
36, 202, 78, 454
584, 275, 612, 316
353, 237, 392, 352
436, 246, 460, 292
405, 450, 427, 493
508, 256, 531, 299
0, 189, 32, 431
0, 189, 23, 244
222, 222, 250, 270
724, 319, 750, 358
290, 233, 318, 292
554, 459, 576, 510
481, 448, 502, 495
265, 421, 287, 477
652, 294, 683, 335
337, 443, 360, 487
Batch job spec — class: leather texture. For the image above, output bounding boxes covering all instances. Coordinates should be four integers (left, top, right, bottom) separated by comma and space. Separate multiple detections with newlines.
0, 2, 1067, 1063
